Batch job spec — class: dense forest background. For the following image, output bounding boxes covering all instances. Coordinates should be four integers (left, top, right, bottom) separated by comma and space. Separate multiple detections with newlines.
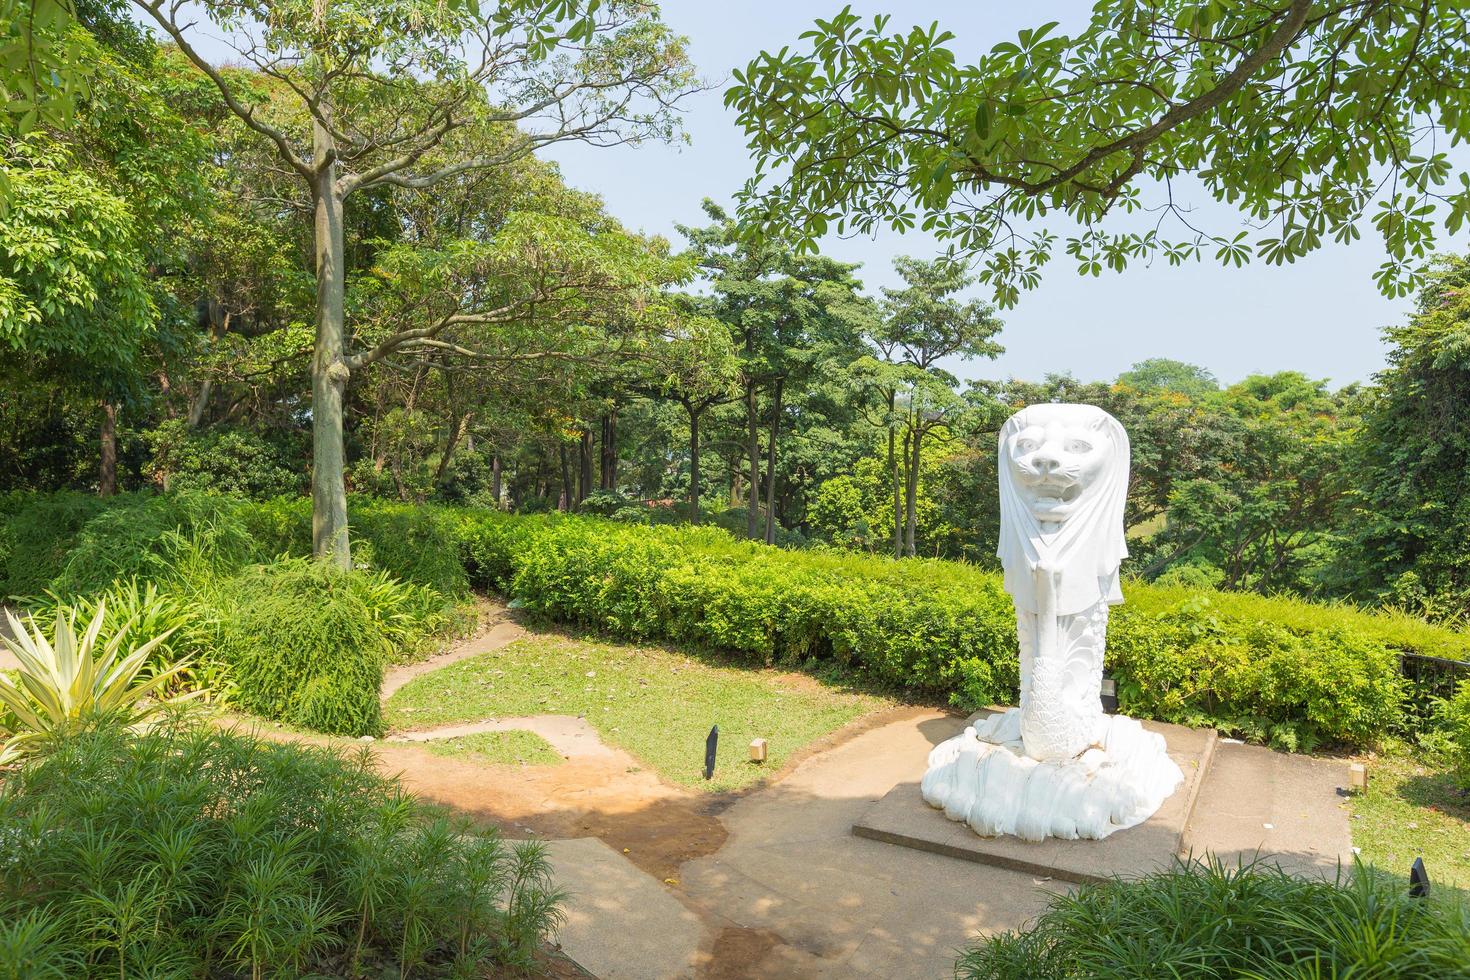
4, 12, 1469, 625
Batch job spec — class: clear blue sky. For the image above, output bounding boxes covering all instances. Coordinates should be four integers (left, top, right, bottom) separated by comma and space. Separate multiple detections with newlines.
540, 1, 1469, 389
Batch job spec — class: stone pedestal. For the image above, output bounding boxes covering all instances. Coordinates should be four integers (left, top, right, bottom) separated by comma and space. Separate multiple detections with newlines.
854, 714, 1216, 884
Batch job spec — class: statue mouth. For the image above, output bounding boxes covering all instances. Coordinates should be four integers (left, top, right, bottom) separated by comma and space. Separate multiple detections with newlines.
1032, 483, 1081, 506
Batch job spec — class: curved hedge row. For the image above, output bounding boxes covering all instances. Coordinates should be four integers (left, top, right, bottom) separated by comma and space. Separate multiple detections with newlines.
452, 510, 1448, 752
5, 492, 1461, 750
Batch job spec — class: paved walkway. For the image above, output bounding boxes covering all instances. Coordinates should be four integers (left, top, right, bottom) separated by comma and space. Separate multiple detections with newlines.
0, 606, 20, 671
675, 711, 1061, 978
206, 602, 1357, 978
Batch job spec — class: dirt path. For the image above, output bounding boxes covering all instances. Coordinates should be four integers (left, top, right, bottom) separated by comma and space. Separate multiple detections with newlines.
381, 599, 527, 698
249, 602, 1025, 977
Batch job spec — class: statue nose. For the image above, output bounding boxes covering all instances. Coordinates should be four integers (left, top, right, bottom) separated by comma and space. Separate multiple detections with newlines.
1034, 454, 1059, 474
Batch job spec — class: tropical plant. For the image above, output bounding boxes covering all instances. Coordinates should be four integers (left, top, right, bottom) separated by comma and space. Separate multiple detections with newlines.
0, 601, 200, 762
956, 857, 1470, 978
39, 577, 229, 697
0, 722, 566, 976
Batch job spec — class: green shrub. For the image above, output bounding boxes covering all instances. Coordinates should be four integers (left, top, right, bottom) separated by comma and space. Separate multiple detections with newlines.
956, 859, 1470, 978
0, 722, 564, 977
348, 498, 469, 595
48, 491, 261, 597
145, 419, 305, 497
213, 559, 394, 737
1109, 597, 1405, 751
238, 496, 469, 595
448, 511, 1436, 748
0, 490, 109, 599
1432, 680, 1470, 787
236, 493, 313, 557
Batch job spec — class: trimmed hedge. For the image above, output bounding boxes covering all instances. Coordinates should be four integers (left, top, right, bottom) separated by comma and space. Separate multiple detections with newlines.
6, 493, 1463, 750
450, 510, 1451, 751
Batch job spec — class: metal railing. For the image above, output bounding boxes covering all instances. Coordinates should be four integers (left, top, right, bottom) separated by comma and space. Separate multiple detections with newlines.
1397, 651, 1470, 736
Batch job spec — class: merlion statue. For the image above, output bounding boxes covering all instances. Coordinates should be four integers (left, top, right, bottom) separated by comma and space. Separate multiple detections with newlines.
920, 404, 1182, 841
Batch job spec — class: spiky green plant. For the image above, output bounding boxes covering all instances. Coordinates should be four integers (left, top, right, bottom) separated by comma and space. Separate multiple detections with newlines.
0, 723, 566, 976
0, 602, 201, 763
956, 857, 1470, 979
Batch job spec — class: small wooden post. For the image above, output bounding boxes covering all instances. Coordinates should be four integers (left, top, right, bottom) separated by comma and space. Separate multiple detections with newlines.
749, 738, 768, 763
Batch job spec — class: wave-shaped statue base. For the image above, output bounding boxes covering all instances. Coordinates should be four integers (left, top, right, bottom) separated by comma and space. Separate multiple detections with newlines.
921, 404, 1182, 842
921, 708, 1182, 841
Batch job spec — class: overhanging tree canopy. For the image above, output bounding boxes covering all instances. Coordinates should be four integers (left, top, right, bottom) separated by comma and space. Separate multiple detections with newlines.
727, 1, 1470, 306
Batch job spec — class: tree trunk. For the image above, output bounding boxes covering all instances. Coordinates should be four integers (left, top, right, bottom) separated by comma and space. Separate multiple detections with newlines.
309, 120, 351, 568
599, 411, 618, 491
904, 426, 921, 557
687, 403, 702, 526
99, 402, 117, 498
764, 377, 783, 545
491, 453, 503, 508
746, 380, 760, 539
558, 443, 571, 511
577, 429, 593, 505
889, 390, 901, 558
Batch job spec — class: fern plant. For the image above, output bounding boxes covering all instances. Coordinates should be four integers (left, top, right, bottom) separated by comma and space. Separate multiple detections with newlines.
0, 602, 202, 763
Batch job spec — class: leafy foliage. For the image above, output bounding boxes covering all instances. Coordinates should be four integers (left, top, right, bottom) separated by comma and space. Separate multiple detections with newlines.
0, 490, 107, 598
455, 510, 1430, 749
0, 722, 565, 976
0, 137, 154, 382
145, 420, 304, 498
0, 600, 199, 763
957, 858, 1470, 978
48, 491, 261, 597
1347, 255, 1470, 620
212, 559, 399, 737
729, 2, 1470, 305
1433, 680, 1470, 788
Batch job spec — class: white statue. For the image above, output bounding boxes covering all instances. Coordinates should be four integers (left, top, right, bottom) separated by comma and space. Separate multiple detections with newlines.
921, 404, 1182, 841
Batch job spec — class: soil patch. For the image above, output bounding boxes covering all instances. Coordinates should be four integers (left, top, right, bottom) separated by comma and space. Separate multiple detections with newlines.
371, 739, 728, 881
696, 928, 785, 980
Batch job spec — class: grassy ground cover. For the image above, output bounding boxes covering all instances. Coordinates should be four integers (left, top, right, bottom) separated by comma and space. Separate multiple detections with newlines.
385, 633, 895, 791
422, 730, 564, 767
1350, 747, 1470, 897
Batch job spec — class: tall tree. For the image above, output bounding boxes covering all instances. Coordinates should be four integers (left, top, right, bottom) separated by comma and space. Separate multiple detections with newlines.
0, 33, 209, 495
631, 304, 739, 524
728, 2, 1470, 306
136, 0, 696, 565
679, 200, 867, 541
872, 257, 1001, 556
1347, 255, 1470, 619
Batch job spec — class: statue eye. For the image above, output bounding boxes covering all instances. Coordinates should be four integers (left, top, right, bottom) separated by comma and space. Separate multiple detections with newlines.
1065, 439, 1092, 454
1016, 438, 1038, 453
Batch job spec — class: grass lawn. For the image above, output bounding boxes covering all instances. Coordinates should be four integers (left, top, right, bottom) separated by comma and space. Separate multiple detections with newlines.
385, 633, 895, 791
422, 730, 563, 767
1350, 747, 1470, 897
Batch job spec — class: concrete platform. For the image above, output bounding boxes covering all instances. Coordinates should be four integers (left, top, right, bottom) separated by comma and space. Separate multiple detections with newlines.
1179, 739, 1355, 878
853, 717, 1218, 884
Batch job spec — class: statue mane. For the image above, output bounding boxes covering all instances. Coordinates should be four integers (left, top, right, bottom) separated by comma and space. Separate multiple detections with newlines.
996, 403, 1130, 616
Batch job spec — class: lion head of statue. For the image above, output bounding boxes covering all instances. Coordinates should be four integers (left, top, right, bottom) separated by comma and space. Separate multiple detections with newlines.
997, 403, 1130, 616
